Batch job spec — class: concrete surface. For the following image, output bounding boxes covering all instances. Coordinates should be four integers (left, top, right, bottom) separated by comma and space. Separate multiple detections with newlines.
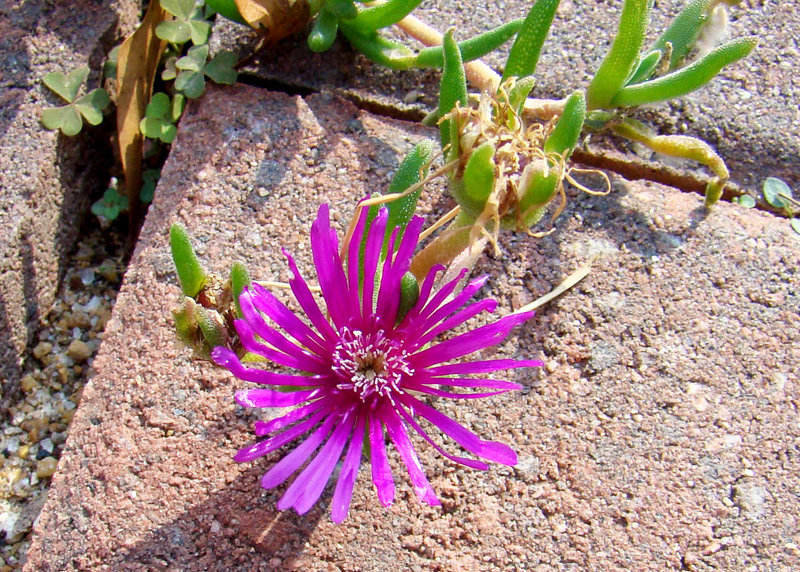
25, 84, 799, 570
0, 0, 138, 406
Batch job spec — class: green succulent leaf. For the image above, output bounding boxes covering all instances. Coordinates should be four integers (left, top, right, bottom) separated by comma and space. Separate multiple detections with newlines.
43, 66, 89, 103
170, 224, 207, 298
339, 25, 415, 69
626, 48, 662, 85
413, 18, 523, 69
196, 307, 227, 349
586, 0, 653, 110
506, 76, 536, 115
501, 0, 560, 83
610, 36, 756, 107
791, 218, 800, 235
438, 29, 467, 150
763, 177, 792, 209
397, 271, 420, 323
460, 141, 496, 216
651, 0, 714, 69
327, 0, 358, 20
350, 0, 423, 31
309, 8, 339, 52
41, 105, 83, 136
383, 139, 436, 233
230, 262, 252, 318
544, 89, 585, 157
205, 51, 238, 84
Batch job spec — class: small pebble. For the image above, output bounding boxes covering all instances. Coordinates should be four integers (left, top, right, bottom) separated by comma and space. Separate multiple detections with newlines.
32, 342, 52, 361
17, 446, 30, 460
20, 375, 38, 393
36, 457, 59, 479
67, 339, 92, 362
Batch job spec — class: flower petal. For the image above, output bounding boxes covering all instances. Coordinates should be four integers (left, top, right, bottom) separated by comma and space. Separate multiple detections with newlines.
212, 347, 325, 387
398, 264, 445, 329
254, 399, 329, 436
236, 319, 330, 374
368, 413, 394, 507
235, 408, 328, 462
284, 250, 338, 341
261, 414, 337, 489
331, 414, 366, 523
248, 283, 330, 355
311, 204, 357, 328
381, 406, 440, 506
347, 205, 370, 315
411, 311, 536, 368
361, 208, 388, 317
395, 404, 488, 470
412, 374, 522, 391
277, 410, 355, 514
411, 299, 497, 350
426, 358, 544, 376
235, 387, 319, 408
400, 394, 517, 466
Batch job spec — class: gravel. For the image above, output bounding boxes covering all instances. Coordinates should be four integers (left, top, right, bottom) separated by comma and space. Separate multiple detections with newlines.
0, 224, 126, 569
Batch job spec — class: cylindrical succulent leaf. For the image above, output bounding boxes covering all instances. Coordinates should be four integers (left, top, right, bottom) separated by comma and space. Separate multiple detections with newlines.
413, 19, 523, 69
586, 0, 654, 110
454, 141, 496, 218
439, 28, 468, 149
651, 0, 714, 68
308, 8, 339, 52
397, 271, 420, 323
501, 0, 561, 83
230, 262, 252, 319
610, 36, 756, 107
339, 26, 415, 69
543, 89, 585, 157
170, 224, 207, 298
349, 0, 423, 31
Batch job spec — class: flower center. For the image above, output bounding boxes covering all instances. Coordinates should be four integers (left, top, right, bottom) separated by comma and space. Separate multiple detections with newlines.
332, 327, 413, 404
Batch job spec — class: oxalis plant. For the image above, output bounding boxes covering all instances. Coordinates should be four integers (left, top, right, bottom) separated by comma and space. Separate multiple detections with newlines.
157, 0, 767, 522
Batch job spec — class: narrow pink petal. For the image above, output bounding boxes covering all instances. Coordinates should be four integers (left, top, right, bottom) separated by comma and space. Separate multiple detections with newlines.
235, 387, 319, 408
411, 275, 490, 340
368, 414, 394, 507
260, 414, 337, 489
381, 407, 440, 507
331, 414, 366, 523
397, 264, 444, 329
361, 209, 388, 317
392, 216, 424, 274
412, 268, 469, 325
239, 290, 329, 367
235, 408, 328, 462
347, 205, 371, 314
236, 319, 330, 374
248, 284, 329, 354
211, 347, 325, 387
277, 411, 355, 514
411, 299, 497, 350
395, 405, 488, 470
254, 399, 328, 436
412, 374, 522, 391
400, 394, 517, 466
405, 385, 512, 400
375, 227, 401, 323
426, 358, 544, 376
411, 311, 536, 368
311, 204, 356, 328
284, 250, 338, 341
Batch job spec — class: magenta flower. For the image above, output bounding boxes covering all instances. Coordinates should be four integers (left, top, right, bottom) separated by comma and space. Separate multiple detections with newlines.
212, 204, 540, 522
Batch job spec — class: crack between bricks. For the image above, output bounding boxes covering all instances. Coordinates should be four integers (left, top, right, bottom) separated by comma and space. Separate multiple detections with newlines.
235, 75, 783, 217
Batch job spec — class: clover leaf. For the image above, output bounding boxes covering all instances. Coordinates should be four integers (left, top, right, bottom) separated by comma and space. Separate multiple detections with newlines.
41, 66, 110, 136
140, 92, 185, 143
91, 187, 129, 221
157, 0, 211, 45
175, 46, 238, 99
763, 177, 793, 210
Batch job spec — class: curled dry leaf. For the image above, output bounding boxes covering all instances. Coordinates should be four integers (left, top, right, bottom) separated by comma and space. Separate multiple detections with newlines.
234, 0, 309, 45
117, 2, 170, 234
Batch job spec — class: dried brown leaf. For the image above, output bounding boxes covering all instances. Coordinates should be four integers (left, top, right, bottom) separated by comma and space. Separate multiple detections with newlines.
234, 0, 309, 45
117, 2, 170, 235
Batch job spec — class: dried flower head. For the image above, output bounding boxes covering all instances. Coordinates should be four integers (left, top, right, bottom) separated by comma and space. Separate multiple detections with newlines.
212, 204, 540, 522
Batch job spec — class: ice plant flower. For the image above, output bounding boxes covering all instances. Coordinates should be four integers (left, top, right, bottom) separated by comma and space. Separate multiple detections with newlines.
212, 204, 541, 522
